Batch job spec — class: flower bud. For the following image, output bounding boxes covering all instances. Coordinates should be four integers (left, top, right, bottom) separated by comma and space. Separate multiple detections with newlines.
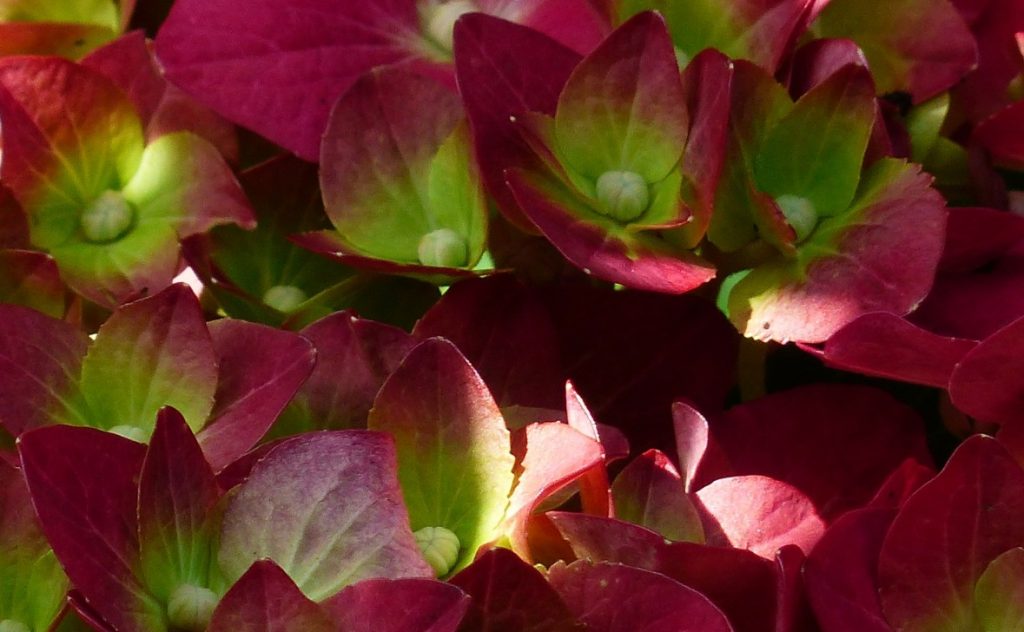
0, 619, 30, 632
417, 228, 468, 268
595, 170, 649, 222
263, 285, 308, 313
81, 190, 135, 243
414, 525, 461, 576
424, 0, 477, 52
167, 584, 218, 632
775, 195, 818, 243
110, 424, 148, 443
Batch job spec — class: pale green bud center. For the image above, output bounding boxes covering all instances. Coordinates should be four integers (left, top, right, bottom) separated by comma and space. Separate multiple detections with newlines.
0, 619, 30, 632
414, 525, 461, 576
424, 0, 477, 52
775, 195, 818, 243
595, 170, 649, 223
262, 284, 308, 313
81, 190, 135, 243
417, 228, 468, 268
167, 584, 218, 632
110, 424, 148, 443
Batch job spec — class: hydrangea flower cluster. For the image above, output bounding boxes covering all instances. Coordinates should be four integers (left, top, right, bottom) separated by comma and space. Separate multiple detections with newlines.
0, 0, 1023, 630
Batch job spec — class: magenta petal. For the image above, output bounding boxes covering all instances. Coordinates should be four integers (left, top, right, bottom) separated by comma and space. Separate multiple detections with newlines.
155, 0, 423, 161
83, 31, 238, 161
197, 319, 315, 470
671, 401, 714, 493
138, 408, 220, 601
322, 578, 469, 632
504, 422, 604, 558
291, 311, 417, 431
0, 305, 88, 435
695, 475, 826, 558
804, 507, 896, 632
413, 275, 563, 409
550, 560, 733, 632
676, 49, 733, 247
974, 100, 1024, 168
813, 312, 977, 388
448, 548, 575, 631
878, 435, 1024, 631
564, 382, 612, 517
506, 168, 715, 293
218, 431, 432, 601
18, 426, 162, 632
208, 561, 333, 632
548, 513, 776, 632
949, 315, 1024, 425
611, 449, 704, 543
706, 385, 931, 519
939, 206, 1024, 273
453, 14, 580, 230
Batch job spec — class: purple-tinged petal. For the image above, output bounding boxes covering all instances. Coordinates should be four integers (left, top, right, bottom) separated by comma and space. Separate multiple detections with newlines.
672, 401, 715, 494
478, 0, 609, 54
413, 276, 563, 409
80, 284, 217, 436
611, 449, 704, 542
197, 319, 315, 470
773, 545, 817, 632
320, 68, 482, 266
18, 426, 163, 631
367, 338, 516, 572
728, 159, 946, 343
207, 561, 333, 632
810, 312, 977, 388
506, 168, 715, 293
674, 49, 733, 247
868, 458, 936, 510
564, 382, 612, 517
878, 435, 1024, 631
0, 185, 29, 248
218, 431, 432, 600
695, 475, 826, 558
939, 206, 1024, 274
83, 31, 238, 161
804, 507, 896, 632
555, 12, 687, 182
0, 250, 66, 318
155, 0, 425, 161
703, 385, 931, 519
0, 305, 89, 436
453, 13, 580, 230
280, 311, 416, 434
949, 315, 1024, 425
549, 560, 734, 632
548, 513, 776, 632
814, 0, 977, 101
138, 408, 221, 604
449, 548, 576, 631
322, 578, 469, 632
785, 38, 869, 97
504, 422, 604, 559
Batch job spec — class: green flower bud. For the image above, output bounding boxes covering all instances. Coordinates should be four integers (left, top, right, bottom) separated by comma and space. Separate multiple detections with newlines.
417, 228, 468, 268
81, 190, 135, 243
775, 195, 818, 243
414, 525, 461, 577
424, 0, 477, 52
167, 584, 218, 632
262, 284, 308, 313
0, 619, 30, 632
109, 424, 148, 443
595, 170, 649, 223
